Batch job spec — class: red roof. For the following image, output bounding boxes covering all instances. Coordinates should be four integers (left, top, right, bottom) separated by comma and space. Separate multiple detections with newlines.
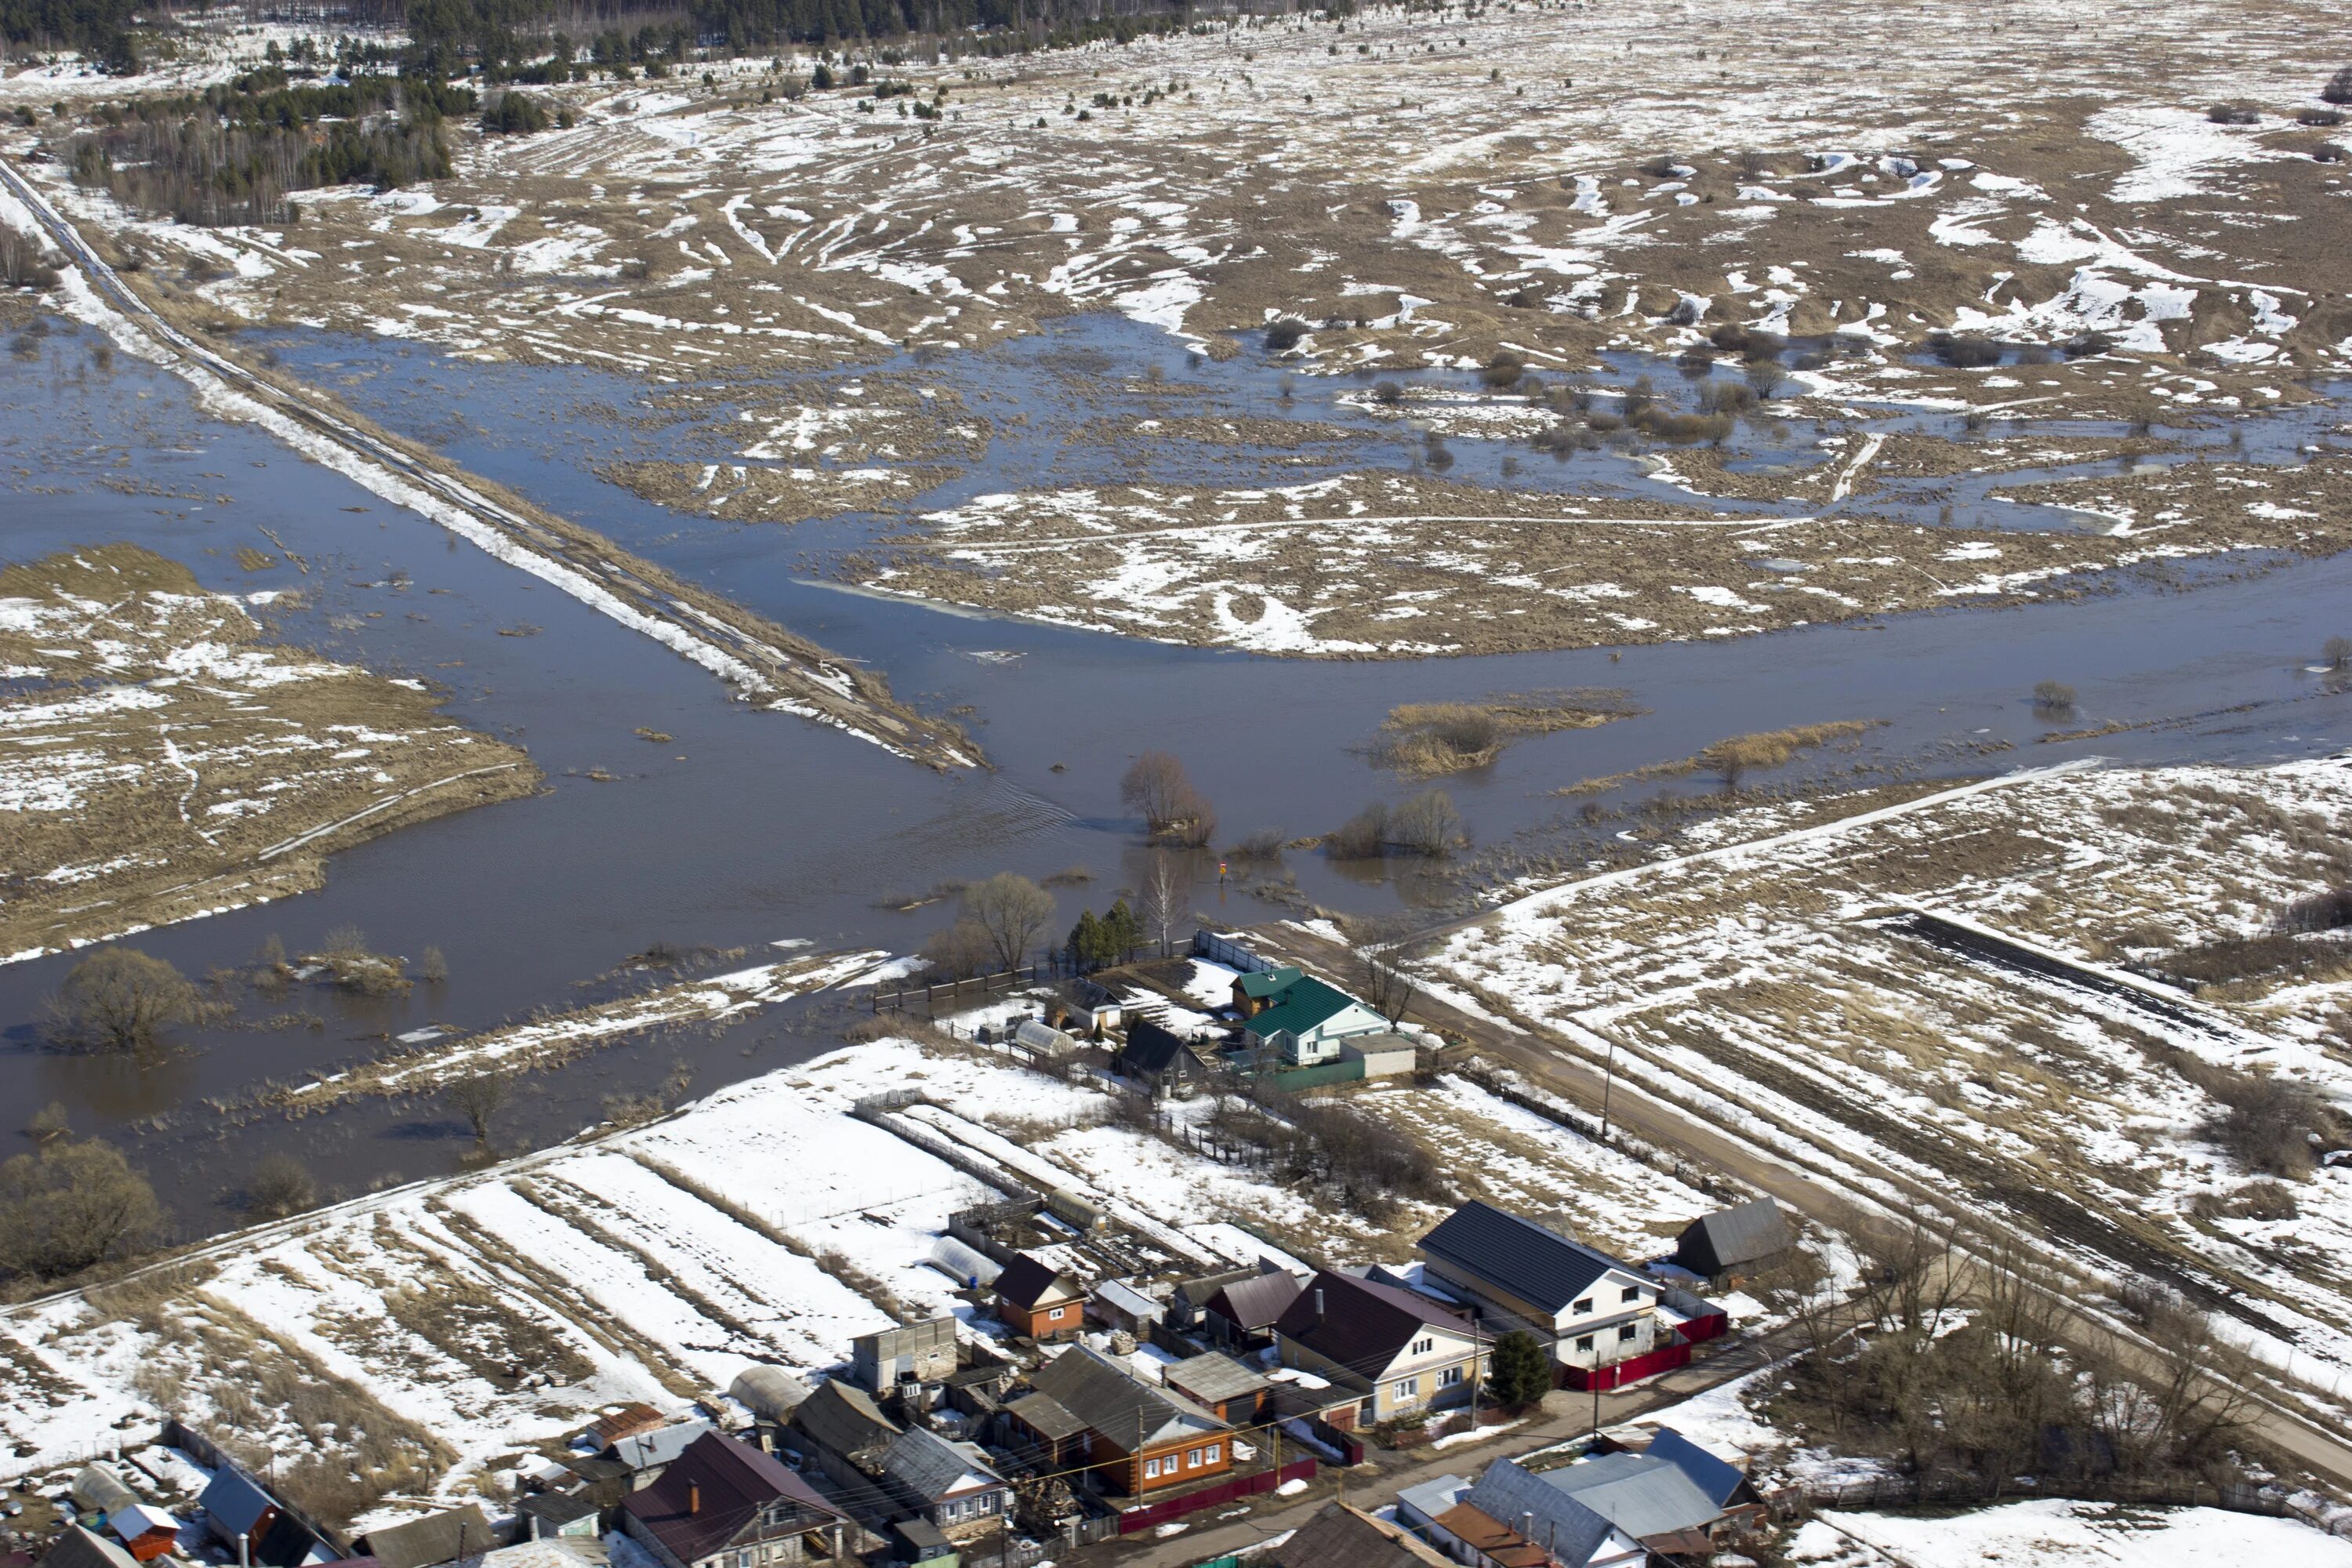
619, 1432, 841, 1567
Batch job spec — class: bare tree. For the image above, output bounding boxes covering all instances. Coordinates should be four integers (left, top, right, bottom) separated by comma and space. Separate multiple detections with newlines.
44, 948, 203, 1053
1123, 752, 1214, 842
920, 918, 995, 981
1389, 789, 1465, 855
962, 873, 1056, 971
1137, 852, 1186, 959
2031, 680, 2077, 718
445, 1073, 514, 1149
245, 1153, 318, 1220
1350, 939, 1420, 1027
0, 1140, 163, 1283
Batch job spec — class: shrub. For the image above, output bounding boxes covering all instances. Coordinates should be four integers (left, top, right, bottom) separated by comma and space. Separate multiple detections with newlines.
920, 917, 994, 981
1933, 333, 2003, 368
2328, 66, 2352, 106
1233, 827, 1287, 860
2202, 1071, 2336, 1176
2280, 887, 2352, 934
1264, 316, 1309, 353
1390, 790, 1465, 855
2299, 107, 2346, 127
1325, 802, 1391, 859
0, 1140, 162, 1282
45, 949, 202, 1053
2205, 102, 2259, 125
2324, 635, 2352, 671
1373, 379, 1403, 405
0, 227, 59, 290
1479, 350, 1525, 389
246, 1154, 318, 1219
2031, 680, 2077, 718
2061, 331, 2113, 360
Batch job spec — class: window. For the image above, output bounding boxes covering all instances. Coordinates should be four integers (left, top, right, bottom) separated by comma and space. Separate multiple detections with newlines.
1203, 1444, 1221, 1465
1622, 1286, 1641, 1305
1573, 1298, 1592, 1315
1575, 1334, 1595, 1352
1048, 1305, 1067, 1320
1392, 1377, 1419, 1401
1618, 1323, 1639, 1342
1186, 1449, 1202, 1467
1439, 1366, 1464, 1388
1410, 1336, 1434, 1356
1144, 1457, 1162, 1479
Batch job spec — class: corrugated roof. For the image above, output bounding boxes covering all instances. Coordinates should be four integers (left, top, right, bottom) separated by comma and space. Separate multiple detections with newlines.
1419, 1201, 1635, 1316
1119, 1019, 1200, 1076
361, 1504, 493, 1568
1092, 1279, 1163, 1322
198, 1470, 277, 1540
1240, 978, 1363, 1042
107, 1506, 178, 1543
1207, 1269, 1302, 1331
993, 1254, 1081, 1312
1163, 1352, 1272, 1407
1275, 1270, 1475, 1371
609, 1420, 714, 1473
1270, 1506, 1451, 1568
1541, 1451, 1722, 1541
1462, 1458, 1612, 1568
1643, 1428, 1748, 1509
791, 1381, 900, 1461
728, 1367, 812, 1421
880, 1428, 1005, 1504
1675, 1200, 1791, 1274
1236, 967, 1303, 1000
1428, 1505, 1552, 1568
1393, 1475, 1469, 1529
38, 1527, 139, 1568
1026, 1344, 1225, 1451
1006, 1392, 1087, 1443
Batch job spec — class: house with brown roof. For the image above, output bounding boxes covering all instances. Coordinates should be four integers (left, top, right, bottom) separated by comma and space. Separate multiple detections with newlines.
1273, 1272, 1485, 1428
358, 1506, 494, 1568
619, 1432, 846, 1568
1007, 1345, 1232, 1495
992, 1254, 1085, 1341
1162, 1352, 1272, 1425
586, 1403, 669, 1451
1201, 1269, 1304, 1351
786, 1381, 902, 1494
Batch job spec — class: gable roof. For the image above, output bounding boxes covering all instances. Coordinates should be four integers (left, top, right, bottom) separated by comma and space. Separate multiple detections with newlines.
1275, 1271, 1477, 1370
198, 1469, 278, 1539
1206, 1269, 1303, 1332
1461, 1460, 1612, 1568
1092, 1279, 1163, 1323
1419, 1201, 1637, 1316
620, 1432, 842, 1568
1026, 1345, 1225, 1452
1120, 1019, 1201, 1076
1163, 1352, 1272, 1409
1642, 1428, 1749, 1509
1241, 978, 1363, 1042
1675, 1200, 1791, 1274
1541, 1451, 1722, 1541
1005, 1392, 1087, 1443
1429, 1506, 1552, 1568
108, 1506, 179, 1544
586, 1403, 668, 1449
1270, 1505, 1452, 1568
1236, 967, 1303, 1000
610, 1420, 717, 1473
879, 1428, 1005, 1504
790, 1380, 900, 1461
993, 1254, 1081, 1312
362, 1507, 493, 1568
38, 1530, 138, 1568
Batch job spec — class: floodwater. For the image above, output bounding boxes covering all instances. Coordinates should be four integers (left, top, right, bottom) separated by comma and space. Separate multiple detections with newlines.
2, 309, 2348, 1236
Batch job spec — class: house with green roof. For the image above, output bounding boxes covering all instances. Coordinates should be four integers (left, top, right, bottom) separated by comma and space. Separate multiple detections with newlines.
1238, 973, 1388, 1065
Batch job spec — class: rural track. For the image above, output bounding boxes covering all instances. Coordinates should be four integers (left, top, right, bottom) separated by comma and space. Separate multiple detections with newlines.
0, 153, 973, 771
1246, 920, 2352, 1493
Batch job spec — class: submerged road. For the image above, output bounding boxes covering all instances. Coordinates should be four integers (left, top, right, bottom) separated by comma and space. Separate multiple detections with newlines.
0, 153, 974, 770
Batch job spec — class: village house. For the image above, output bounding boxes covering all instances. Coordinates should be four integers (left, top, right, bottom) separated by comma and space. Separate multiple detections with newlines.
1113, 1019, 1211, 1099
1417, 1201, 1675, 1390
618, 1432, 847, 1568
1087, 1279, 1163, 1336
585, 1404, 670, 1451
195, 1468, 281, 1565
1231, 966, 1303, 1018
1268, 1504, 1455, 1568
1162, 1352, 1273, 1425
1673, 1200, 1792, 1282
1007, 1345, 1232, 1495
1454, 1436, 1760, 1566
787, 1381, 902, 1492
873, 1428, 1011, 1541
1272, 1272, 1484, 1428
1236, 975, 1389, 1067
36, 1528, 139, 1568
106, 1507, 178, 1564
992, 1255, 1086, 1341
1200, 1269, 1304, 1352
1165, 1263, 1273, 1330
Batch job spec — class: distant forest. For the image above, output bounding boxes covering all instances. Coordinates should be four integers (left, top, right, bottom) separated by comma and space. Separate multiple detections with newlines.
3, 0, 1289, 57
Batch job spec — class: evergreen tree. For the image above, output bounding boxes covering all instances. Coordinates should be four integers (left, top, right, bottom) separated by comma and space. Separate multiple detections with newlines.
1486, 1329, 1552, 1409
1069, 909, 1103, 969
1102, 898, 1140, 963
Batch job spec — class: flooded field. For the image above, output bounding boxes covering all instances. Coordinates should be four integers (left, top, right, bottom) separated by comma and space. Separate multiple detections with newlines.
5, 308, 2350, 1236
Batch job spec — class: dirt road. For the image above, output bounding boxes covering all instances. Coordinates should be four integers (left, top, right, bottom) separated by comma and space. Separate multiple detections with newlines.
0, 154, 975, 771
1243, 920, 2352, 1494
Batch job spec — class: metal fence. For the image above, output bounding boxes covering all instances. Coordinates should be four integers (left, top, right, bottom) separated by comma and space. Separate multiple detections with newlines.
1114, 1458, 1320, 1535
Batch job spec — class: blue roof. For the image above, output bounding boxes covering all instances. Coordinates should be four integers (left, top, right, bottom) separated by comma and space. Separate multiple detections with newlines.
1645, 1428, 1746, 1508
199, 1470, 276, 1538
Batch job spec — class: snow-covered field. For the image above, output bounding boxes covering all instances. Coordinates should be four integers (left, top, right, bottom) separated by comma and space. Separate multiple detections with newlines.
0, 1023, 1733, 1513
1430, 757, 2352, 1406
1790, 1497, 2352, 1567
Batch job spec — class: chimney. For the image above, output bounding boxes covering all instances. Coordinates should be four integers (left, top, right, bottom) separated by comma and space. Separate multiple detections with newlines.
690, 1483, 702, 1515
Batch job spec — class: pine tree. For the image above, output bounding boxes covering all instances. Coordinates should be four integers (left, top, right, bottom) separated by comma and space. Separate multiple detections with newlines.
1069, 910, 1102, 969
1486, 1329, 1552, 1409
1102, 898, 1140, 963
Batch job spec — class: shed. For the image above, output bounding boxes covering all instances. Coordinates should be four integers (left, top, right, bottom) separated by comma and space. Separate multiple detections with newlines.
727, 1367, 813, 1422
1162, 1352, 1272, 1423
1088, 1279, 1163, 1334
927, 1236, 1002, 1289
608, 1421, 714, 1482
1673, 1200, 1791, 1279
197, 1468, 279, 1558
855, 1317, 960, 1392
38, 1528, 139, 1568
360, 1505, 494, 1568
1341, 1033, 1418, 1079
514, 1494, 600, 1542
107, 1507, 180, 1563
887, 1519, 955, 1568
584, 1403, 668, 1451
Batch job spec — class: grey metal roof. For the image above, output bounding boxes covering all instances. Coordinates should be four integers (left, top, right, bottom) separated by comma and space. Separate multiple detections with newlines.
1092, 1279, 1163, 1322
1393, 1475, 1470, 1529
1643, 1428, 1748, 1509
1163, 1352, 1272, 1407
39, 1527, 139, 1568
198, 1469, 278, 1540
361, 1504, 494, 1568
791, 1380, 902, 1461
1541, 1451, 1722, 1541
1419, 1201, 1635, 1316
608, 1420, 715, 1473
1675, 1200, 1791, 1274
879, 1427, 1005, 1504
1462, 1459, 1612, 1568
1006, 1392, 1087, 1442
1026, 1344, 1225, 1451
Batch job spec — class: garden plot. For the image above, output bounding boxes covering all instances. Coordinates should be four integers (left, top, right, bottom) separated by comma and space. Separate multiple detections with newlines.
0, 543, 537, 960
1429, 758, 2352, 1396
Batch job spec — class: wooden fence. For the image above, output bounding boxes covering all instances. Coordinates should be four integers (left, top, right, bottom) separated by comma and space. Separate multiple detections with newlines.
1791, 1471, 2336, 1527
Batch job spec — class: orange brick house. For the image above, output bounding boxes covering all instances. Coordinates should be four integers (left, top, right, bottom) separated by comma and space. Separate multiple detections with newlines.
994, 1254, 1086, 1341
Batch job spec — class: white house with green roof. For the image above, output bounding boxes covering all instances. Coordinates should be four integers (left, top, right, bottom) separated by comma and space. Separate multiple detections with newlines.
1238, 974, 1388, 1065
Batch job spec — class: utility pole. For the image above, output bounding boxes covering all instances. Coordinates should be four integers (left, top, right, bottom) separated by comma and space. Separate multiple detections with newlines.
1599, 1033, 1620, 1141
